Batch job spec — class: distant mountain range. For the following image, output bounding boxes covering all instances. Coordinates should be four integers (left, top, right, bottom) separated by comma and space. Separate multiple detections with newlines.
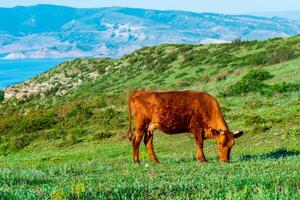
251, 11, 300, 21
1, 4, 300, 59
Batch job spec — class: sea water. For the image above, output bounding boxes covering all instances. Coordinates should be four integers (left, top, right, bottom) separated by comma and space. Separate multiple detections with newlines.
0, 58, 69, 90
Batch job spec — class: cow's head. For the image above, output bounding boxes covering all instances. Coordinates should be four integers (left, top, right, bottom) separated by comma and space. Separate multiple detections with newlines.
211, 129, 243, 162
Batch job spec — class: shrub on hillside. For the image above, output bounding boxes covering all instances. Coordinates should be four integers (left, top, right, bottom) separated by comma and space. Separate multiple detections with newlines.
243, 40, 258, 48
67, 104, 93, 119
174, 72, 189, 79
58, 134, 79, 147
24, 112, 58, 133
195, 67, 205, 74
0, 90, 4, 102
271, 82, 300, 93
8, 134, 35, 152
244, 115, 271, 133
178, 45, 193, 53
215, 53, 236, 66
143, 55, 155, 69
241, 46, 296, 67
94, 131, 113, 140
245, 52, 268, 66
181, 49, 209, 68
142, 50, 179, 73
70, 128, 89, 136
92, 108, 127, 130
223, 69, 273, 96
182, 53, 195, 63
267, 47, 296, 65
216, 71, 229, 81
0, 110, 59, 136
243, 69, 274, 81
224, 69, 299, 96
38, 128, 66, 140
231, 38, 243, 45
165, 51, 178, 64
261, 82, 300, 96
223, 38, 246, 50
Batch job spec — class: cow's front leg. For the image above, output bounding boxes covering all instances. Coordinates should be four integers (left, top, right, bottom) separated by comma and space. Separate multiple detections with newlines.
144, 133, 160, 164
193, 129, 207, 162
132, 130, 144, 164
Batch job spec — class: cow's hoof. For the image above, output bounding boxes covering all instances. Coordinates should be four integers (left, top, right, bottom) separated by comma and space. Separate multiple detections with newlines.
197, 159, 208, 163
152, 160, 160, 164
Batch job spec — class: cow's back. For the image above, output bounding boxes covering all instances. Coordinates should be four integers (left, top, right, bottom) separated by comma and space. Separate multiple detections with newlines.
129, 90, 226, 133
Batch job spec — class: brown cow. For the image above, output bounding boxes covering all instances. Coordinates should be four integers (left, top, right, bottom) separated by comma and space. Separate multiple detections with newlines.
128, 90, 243, 164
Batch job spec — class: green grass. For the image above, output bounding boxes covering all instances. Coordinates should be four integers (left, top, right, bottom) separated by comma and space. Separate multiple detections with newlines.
0, 132, 299, 199
0, 36, 300, 199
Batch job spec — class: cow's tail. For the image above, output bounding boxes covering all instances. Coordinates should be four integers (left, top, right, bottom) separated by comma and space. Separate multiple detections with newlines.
128, 95, 133, 142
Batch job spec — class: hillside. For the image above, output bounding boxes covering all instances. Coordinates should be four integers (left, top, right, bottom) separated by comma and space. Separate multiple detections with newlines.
1, 5, 300, 59
0, 36, 299, 199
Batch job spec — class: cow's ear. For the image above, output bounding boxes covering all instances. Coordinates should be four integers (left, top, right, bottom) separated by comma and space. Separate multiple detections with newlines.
233, 131, 243, 138
211, 129, 220, 138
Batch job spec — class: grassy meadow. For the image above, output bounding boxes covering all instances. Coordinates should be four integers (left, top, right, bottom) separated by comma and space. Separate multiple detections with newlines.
0, 36, 299, 199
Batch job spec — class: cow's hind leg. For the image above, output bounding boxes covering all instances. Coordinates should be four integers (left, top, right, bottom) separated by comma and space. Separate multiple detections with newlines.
132, 129, 144, 164
144, 133, 160, 164
193, 128, 207, 162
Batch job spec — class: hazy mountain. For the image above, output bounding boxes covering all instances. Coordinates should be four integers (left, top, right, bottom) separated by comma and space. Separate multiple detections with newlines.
251, 11, 300, 21
1, 4, 300, 59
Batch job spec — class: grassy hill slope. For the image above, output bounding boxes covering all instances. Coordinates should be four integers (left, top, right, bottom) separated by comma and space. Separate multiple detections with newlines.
0, 36, 299, 199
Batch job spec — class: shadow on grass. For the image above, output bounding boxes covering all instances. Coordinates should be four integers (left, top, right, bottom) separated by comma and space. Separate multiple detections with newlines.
240, 148, 300, 161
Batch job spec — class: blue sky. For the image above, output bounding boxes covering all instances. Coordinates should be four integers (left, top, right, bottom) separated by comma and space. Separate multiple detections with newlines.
0, 0, 300, 14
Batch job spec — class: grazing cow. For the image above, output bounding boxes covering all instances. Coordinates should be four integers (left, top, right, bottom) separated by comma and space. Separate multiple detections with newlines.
128, 90, 243, 164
